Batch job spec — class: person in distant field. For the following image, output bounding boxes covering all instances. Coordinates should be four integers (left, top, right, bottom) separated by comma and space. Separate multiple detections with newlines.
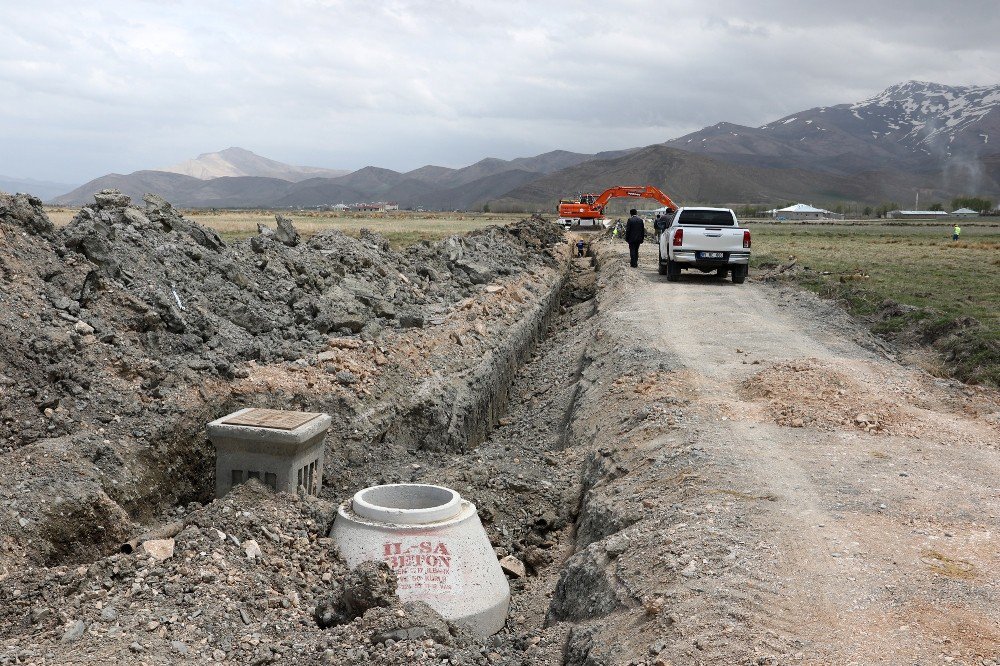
576, 239, 585, 257
624, 208, 645, 268
953, 224, 962, 241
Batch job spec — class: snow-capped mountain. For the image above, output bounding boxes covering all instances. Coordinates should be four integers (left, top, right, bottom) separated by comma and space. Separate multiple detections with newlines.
845, 81, 999, 154
666, 82, 1000, 196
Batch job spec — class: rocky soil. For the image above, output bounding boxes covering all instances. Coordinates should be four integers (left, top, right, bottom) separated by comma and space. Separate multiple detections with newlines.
0, 189, 564, 568
2, 196, 998, 665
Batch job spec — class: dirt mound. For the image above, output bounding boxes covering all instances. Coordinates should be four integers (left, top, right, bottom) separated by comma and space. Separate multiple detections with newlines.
742, 359, 907, 434
0, 189, 567, 575
0, 191, 584, 664
0, 189, 562, 451
0, 482, 494, 665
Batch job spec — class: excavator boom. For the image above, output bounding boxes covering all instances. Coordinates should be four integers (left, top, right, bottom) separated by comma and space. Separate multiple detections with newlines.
557, 185, 678, 221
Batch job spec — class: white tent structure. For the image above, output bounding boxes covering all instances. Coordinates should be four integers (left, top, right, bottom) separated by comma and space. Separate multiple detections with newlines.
950, 208, 978, 218
772, 203, 840, 220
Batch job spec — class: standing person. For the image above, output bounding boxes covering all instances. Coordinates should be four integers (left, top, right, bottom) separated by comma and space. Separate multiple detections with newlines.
624, 208, 645, 268
653, 213, 668, 238
953, 223, 962, 241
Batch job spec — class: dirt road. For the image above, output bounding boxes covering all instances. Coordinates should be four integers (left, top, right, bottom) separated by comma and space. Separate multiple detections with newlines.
586, 243, 1000, 664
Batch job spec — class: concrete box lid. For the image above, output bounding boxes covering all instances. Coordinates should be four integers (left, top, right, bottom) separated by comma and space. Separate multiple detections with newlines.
207, 408, 332, 446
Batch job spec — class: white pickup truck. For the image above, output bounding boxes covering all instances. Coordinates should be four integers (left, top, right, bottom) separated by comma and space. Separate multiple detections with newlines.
657, 207, 751, 284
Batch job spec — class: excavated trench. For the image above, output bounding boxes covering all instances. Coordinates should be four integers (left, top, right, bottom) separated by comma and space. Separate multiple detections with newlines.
3, 209, 623, 663
0, 193, 572, 576
353, 250, 608, 662
121, 245, 605, 661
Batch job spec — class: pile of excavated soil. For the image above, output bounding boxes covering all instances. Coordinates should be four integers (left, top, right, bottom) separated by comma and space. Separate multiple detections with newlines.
0, 190, 560, 453
0, 482, 526, 665
741, 358, 907, 434
741, 357, 1000, 446
0, 202, 597, 665
0, 190, 566, 575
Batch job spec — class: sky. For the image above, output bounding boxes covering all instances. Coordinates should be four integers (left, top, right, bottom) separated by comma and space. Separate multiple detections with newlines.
2, 0, 999, 185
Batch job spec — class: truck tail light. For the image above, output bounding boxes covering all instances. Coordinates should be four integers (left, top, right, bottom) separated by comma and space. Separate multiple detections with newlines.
743, 230, 751, 248
672, 228, 683, 247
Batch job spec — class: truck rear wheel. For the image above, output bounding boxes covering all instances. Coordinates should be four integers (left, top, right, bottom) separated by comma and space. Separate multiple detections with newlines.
731, 265, 747, 284
658, 261, 667, 276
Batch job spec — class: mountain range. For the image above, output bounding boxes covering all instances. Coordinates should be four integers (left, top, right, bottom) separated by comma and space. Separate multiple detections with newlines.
0, 175, 77, 202
159, 147, 350, 181
45, 81, 1000, 210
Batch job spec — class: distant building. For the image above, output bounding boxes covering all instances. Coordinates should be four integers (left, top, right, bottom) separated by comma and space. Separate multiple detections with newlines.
772, 203, 842, 220
352, 201, 399, 212
949, 207, 978, 218
887, 210, 950, 219
331, 203, 349, 211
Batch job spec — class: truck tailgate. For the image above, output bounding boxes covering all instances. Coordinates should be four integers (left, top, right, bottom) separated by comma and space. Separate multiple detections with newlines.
682, 227, 745, 251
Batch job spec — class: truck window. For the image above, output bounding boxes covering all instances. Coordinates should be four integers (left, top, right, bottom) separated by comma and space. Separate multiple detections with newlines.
677, 210, 736, 226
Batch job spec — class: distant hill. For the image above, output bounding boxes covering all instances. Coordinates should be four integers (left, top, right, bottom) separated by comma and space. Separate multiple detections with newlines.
0, 176, 78, 201
52, 171, 312, 208
51, 147, 634, 209
160, 147, 350, 181
402, 149, 638, 189
490, 145, 934, 212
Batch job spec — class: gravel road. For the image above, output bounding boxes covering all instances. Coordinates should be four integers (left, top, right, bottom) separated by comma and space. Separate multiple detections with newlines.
591, 242, 1000, 664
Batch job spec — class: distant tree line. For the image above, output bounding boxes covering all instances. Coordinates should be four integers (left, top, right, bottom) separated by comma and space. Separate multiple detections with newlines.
950, 196, 994, 213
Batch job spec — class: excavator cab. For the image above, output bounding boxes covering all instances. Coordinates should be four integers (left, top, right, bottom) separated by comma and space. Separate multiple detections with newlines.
580, 194, 597, 205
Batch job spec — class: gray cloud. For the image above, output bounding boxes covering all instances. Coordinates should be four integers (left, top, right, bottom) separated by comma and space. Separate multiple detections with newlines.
1, 0, 998, 183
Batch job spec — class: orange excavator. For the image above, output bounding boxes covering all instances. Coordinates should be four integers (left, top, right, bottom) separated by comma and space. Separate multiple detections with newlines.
558, 185, 679, 222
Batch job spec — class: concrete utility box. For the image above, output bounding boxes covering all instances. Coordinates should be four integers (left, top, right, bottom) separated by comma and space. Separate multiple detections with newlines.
207, 407, 332, 499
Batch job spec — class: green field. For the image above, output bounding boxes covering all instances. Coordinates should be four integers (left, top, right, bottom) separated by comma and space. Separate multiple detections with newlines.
748, 219, 1000, 385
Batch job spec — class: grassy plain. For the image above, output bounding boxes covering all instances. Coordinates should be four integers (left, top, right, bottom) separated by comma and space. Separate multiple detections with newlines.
748, 219, 1000, 384
183, 210, 521, 248
44, 208, 524, 249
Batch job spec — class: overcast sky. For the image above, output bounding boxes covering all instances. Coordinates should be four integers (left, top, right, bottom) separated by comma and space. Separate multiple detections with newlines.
2, 0, 999, 184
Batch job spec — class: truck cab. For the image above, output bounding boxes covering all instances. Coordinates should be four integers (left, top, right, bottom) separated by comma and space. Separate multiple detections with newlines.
658, 207, 751, 283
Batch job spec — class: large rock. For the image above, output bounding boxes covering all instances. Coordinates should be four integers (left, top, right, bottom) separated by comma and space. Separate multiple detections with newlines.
454, 259, 494, 285
93, 189, 131, 209
342, 560, 397, 617
0, 192, 54, 237
274, 214, 300, 247
371, 601, 451, 644
546, 541, 632, 623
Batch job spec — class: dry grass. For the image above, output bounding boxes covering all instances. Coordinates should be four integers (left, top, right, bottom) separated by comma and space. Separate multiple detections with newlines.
920, 549, 975, 579
43, 207, 527, 249
43, 207, 77, 227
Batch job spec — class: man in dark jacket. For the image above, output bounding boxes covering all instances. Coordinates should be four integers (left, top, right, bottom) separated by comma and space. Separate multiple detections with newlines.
624, 209, 645, 268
